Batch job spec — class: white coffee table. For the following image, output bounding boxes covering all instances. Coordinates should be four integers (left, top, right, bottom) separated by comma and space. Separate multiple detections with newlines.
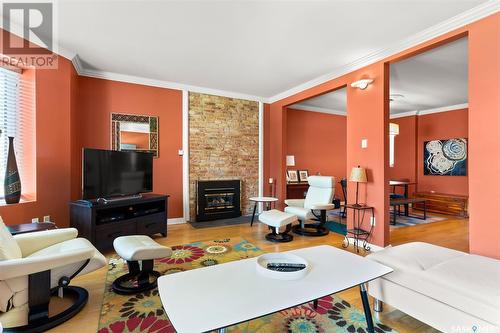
158, 245, 392, 333
249, 196, 279, 226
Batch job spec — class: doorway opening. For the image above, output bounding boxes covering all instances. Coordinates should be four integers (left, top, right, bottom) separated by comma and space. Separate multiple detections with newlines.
286, 87, 348, 236
388, 37, 469, 252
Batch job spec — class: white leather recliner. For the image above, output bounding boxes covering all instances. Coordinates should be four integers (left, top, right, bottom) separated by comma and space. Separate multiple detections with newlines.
285, 176, 335, 236
0, 217, 107, 332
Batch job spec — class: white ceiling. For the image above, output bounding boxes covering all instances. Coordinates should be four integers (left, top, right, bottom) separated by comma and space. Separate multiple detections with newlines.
390, 37, 468, 114
1, 0, 491, 101
290, 88, 347, 114
289, 37, 468, 115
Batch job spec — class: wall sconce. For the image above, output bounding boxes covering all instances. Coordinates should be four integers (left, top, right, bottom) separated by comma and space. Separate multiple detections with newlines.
350, 79, 373, 90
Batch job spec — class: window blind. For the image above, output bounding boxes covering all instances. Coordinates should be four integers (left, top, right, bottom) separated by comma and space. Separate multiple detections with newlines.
0, 66, 23, 198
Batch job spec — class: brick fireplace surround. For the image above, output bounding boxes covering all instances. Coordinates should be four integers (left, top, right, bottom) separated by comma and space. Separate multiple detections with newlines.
188, 92, 259, 222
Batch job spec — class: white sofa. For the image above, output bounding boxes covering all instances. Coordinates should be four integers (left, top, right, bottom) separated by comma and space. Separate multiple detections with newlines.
367, 242, 500, 333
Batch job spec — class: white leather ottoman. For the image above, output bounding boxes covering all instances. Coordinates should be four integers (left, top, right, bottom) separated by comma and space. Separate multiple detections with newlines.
113, 235, 172, 294
367, 242, 500, 333
259, 209, 298, 242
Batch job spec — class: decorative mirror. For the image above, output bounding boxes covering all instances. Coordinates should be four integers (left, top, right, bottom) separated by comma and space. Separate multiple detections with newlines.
111, 113, 159, 157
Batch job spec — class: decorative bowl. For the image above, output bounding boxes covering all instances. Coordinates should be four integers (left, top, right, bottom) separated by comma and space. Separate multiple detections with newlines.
256, 252, 309, 280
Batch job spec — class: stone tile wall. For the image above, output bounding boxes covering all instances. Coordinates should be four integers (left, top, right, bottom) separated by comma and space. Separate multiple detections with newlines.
189, 92, 259, 221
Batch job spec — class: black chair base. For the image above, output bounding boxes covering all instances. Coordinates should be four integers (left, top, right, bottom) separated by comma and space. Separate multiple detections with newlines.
265, 224, 293, 243
4, 286, 88, 333
292, 224, 329, 237
112, 259, 161, 295
265, 232, 293, 243
293, 209, 330, 237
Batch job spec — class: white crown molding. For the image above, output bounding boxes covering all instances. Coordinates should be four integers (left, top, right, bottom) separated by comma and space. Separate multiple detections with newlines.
390, 111, 418, 119
289, 104, 346, 116
71, 55, 84, 75
78, 66, 265, 102
417, 103, 468, 116
390, 103, 468, 118
267, 1, 499, 104
292, 102, 468, 119
3, 2, 497, 104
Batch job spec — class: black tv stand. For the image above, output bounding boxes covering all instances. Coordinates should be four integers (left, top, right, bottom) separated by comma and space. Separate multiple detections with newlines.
70, 193, 169, 251
96, 194, 143, 204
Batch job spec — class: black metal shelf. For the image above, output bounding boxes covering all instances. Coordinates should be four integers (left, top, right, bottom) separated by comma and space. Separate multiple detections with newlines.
341, 204, 374, 252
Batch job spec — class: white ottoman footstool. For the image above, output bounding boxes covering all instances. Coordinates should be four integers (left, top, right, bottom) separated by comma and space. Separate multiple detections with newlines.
259, 209, 298, 242
112, 235, 172, 294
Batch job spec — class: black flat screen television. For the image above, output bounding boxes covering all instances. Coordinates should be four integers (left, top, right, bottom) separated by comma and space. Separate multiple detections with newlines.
83, 148, 153, 200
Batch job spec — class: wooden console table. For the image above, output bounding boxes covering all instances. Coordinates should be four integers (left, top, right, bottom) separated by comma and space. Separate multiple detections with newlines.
286, 182, 309, 199
413, 192, 468, 217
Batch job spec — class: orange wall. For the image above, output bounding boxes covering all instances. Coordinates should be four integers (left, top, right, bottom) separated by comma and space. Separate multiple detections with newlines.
76, 77, 183, 218
286, 108, 346, 194
0, 57, 77, 227
417, 109, 468, 195
268, 13, 499, 254
346, 63, 390, 247
468, 14, 500, 258
269, 67, 391, 247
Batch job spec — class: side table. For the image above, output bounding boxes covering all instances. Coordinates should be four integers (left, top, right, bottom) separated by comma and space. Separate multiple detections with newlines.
7, 222, 57, 235
249, 197, 278, 226
341, 204, 374, 252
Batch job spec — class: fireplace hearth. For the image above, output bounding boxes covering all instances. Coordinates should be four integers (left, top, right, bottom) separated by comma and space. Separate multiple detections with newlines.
196, 180, 241, 222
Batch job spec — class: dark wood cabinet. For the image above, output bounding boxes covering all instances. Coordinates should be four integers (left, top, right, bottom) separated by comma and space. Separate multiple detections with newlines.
413, 192, 468, 217
286, 182, 309, 199
70, 194, 168, 252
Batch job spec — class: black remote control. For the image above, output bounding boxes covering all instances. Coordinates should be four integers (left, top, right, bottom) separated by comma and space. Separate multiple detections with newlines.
267, 263, 306, 269
267, 266, 305, 272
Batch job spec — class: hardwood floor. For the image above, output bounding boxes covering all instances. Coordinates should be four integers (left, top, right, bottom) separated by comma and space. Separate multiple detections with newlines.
391, 214, 469, 252
48, 215, 468, 333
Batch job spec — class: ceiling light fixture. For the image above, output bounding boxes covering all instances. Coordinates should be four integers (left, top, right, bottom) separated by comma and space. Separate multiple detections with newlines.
389, 93, 405, 102
350, 79, 373, 90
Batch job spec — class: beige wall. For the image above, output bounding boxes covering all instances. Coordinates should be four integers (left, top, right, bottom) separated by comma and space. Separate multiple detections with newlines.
189, 92, 259, 220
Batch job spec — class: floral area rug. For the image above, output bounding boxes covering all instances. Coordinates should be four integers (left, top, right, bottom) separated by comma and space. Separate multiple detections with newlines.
97, 237, 397, 333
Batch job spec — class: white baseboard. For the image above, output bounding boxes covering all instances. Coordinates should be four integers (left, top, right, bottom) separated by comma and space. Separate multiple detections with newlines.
168, 218, 187, 225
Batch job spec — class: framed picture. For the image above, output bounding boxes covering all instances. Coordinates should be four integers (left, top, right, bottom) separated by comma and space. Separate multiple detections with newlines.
424, 138, 467, 176
287, 170, 299, 182
298, 170, 309, 182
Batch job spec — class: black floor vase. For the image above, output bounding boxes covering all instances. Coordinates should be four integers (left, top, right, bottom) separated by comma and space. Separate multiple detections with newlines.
4, 136, 21, 204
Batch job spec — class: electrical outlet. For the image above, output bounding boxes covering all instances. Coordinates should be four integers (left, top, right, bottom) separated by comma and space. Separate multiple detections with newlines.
43, 215, 51, 222
31, 217, 39, 223
361, 139, 368, 148
370, 216, 376, 226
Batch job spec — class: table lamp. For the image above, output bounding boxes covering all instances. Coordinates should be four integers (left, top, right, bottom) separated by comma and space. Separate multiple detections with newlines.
350, 166, 367, 207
